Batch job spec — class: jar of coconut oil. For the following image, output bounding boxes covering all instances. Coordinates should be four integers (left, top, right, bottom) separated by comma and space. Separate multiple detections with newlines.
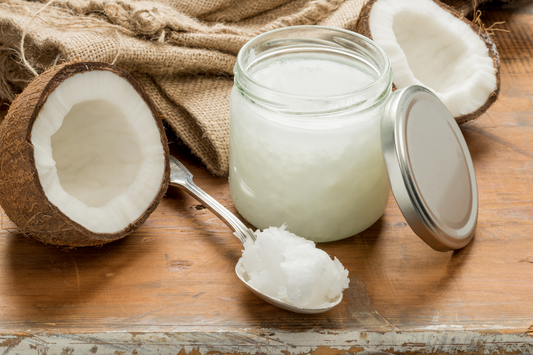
229, 26, 392, 243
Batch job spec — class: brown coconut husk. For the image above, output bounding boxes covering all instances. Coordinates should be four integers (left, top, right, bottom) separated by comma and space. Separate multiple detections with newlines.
355, 0, 501, 124
0, 62, 170, 247
440, 0, 493, 17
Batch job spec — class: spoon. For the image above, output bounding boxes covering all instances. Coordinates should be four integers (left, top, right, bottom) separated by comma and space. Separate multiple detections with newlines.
169, 156, 342, 314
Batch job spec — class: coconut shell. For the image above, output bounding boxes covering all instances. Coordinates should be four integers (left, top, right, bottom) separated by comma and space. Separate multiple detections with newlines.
0, 62, 170, 247
440, 0, 492, 17
355, 0, 501, 124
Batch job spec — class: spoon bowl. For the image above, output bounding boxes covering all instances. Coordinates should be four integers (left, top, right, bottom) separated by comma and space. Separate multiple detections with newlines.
235, 259, 343, 314
169, 155, 340, 314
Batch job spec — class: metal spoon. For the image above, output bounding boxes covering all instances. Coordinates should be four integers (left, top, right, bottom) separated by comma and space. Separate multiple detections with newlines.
169, 156, 342, 314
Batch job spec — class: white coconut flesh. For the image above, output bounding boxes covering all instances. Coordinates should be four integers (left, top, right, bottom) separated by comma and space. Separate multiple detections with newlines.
31, 70, 165, 234
368, 0, 497, 117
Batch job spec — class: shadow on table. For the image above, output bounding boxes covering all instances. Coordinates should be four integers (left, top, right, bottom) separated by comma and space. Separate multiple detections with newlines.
165, 185, 244, 263
350, 239, 475, 329
4, 230, 144, 323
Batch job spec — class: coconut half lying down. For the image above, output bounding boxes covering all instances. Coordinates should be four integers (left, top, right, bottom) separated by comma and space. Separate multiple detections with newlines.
357, 0, 500, 123
0, 62, 169, 246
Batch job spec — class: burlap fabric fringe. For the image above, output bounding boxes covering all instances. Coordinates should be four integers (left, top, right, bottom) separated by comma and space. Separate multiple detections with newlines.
0, 0, 490, 176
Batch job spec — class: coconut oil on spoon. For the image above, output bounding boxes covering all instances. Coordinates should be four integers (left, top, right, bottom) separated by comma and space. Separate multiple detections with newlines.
168, 156, 349, 314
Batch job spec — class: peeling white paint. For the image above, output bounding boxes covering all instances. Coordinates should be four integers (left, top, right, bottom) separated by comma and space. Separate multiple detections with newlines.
422, 324, 525, 331
423, 324, 468, 330
1, 329, 532, 355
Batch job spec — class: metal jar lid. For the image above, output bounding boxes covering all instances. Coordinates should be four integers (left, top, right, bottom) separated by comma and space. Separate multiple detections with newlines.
381, 85, 478, 251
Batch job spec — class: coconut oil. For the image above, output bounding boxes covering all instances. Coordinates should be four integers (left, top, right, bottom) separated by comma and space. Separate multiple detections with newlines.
238, 224, 350, 308
229, 26, 392, 242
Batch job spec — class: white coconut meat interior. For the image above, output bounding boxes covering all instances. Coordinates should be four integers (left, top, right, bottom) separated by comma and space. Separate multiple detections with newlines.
31, 71, 165, 234
368, 0, 497, 117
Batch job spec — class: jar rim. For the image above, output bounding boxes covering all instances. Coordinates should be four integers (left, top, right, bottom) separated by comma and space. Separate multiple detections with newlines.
235, 25, 392, 108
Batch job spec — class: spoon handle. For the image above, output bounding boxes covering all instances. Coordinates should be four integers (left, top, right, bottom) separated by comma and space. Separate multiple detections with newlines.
168, 156, 256, 245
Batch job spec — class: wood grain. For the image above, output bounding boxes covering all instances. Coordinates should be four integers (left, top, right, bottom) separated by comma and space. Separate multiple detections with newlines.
2, 1, 533, 353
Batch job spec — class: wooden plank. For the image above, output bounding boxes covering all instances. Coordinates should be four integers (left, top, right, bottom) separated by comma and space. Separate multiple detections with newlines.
2, 1, 533, 353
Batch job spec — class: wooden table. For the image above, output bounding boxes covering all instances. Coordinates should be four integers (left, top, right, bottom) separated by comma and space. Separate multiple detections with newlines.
2, 1, 533, 354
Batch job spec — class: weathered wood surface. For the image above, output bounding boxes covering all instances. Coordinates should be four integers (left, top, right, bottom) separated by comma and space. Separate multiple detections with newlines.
2, 1, 533, 354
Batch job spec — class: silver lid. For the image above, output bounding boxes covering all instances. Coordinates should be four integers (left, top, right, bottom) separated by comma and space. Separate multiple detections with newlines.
381, 86, 478, 251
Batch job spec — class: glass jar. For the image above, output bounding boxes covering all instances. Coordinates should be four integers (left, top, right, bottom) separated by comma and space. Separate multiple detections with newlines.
229, 26, 392, 243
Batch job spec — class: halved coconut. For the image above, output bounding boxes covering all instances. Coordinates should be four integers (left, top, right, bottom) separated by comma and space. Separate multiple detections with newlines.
356, 0, 500, 124
0, 62, 169, 247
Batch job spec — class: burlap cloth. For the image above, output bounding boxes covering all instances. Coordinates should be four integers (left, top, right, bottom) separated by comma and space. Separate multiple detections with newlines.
0, 0, 486, 176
